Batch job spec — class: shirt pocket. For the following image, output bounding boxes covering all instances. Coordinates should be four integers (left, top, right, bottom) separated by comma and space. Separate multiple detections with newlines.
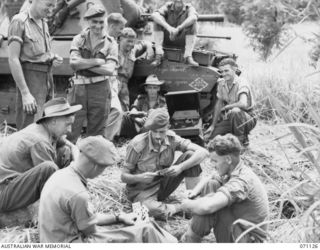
24, 26, 45, 57
159, 149, 174, 167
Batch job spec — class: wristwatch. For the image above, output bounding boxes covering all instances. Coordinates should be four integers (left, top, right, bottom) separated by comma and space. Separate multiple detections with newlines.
114, 211, 120, 223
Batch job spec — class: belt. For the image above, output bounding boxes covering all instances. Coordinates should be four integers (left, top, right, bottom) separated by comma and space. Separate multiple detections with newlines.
71, 75, 108, 85
21, 62, 52, 72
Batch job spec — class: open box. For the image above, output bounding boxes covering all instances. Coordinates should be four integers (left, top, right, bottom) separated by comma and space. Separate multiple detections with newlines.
165, 90, 203, 141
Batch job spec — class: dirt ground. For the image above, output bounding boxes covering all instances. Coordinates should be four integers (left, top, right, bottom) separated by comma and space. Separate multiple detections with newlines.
0, 120, 314, 242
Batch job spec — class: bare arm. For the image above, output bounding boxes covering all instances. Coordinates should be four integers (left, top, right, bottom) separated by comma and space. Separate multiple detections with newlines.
177, 14, 197, 31
87, 60, 117, 75
181, 191, 228, 215
222, 93, 248, 111
179, 143, 208, 172
152, 12, 173, 32
121, 168, 157, 185
70, 51, 105, 71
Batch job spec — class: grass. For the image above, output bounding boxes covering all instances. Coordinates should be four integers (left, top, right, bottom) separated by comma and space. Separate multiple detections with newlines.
0, 22, 320, 243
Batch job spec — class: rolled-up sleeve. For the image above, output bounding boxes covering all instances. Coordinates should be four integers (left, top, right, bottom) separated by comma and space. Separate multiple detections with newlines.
187, 5, 198, 19
8, 18, 24, 45
124, 144, 139, 171
70, 35, 81, 53
217, 177, 248, 205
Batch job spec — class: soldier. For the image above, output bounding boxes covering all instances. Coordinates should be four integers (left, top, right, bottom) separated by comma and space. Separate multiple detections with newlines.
119, 74, 167, 138
181, 134, 269, 243
103, 13, 127, 141
121, 108, 208, 219
8, 0, 63, 130
151, 0, 199, 66
204, 58, 257, 146
68, 5, 118, 143
0, 97, 81, 212
39, 136, 177, 243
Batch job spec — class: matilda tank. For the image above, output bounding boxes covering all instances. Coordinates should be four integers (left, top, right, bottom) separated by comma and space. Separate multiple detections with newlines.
0, 0, 236, 143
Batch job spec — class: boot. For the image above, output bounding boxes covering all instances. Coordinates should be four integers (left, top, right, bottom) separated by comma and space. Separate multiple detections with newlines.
151, 54, 163, 67
185, 56, 199, 66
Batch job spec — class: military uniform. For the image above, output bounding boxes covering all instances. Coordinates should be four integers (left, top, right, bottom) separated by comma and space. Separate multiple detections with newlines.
8, 10, 54, 130
210, 76, 257, 143
120, 94, 167, 138
68, 28, 118, 142
188, 161, 269, 243
124, 130, 202, 218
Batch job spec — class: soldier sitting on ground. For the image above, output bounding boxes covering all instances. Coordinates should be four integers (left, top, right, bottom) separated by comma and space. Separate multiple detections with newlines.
119, 74, 167, 138
39, 136, 177, 243
180, 134, 269, 243
121, 108, 208, 219
0, 97, 81, 212
151, 0, 199, 66
204, 58, 257, 146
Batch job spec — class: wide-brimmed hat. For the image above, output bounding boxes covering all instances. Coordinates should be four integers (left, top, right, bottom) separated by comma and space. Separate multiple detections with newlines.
84, 4, 105, 19
36, 97, 82, 123
79, 136, 118, 166
143, 74, 164, 86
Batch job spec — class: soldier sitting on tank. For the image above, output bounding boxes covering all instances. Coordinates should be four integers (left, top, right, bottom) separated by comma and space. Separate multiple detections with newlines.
121, 108, 208, 220
151, 0, 199, 67
67, 5, 118, 143
119, 74, 167, 138
204, 58, 257, 146
104, 25, 154, 141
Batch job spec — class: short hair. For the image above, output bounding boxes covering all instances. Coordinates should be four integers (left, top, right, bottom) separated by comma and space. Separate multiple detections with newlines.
218, 58, 238, 68
107, 13, 127, 26
119, 27, 137, 39
207, 134, 241, 156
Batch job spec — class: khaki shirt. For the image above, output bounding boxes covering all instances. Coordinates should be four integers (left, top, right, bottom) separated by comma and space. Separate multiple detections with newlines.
0, 123, 56, 184
70, 28, 118, 77
124, 131, 191, 198
216, 161, 269, 228
131, 94, 167, 112
217, 76, 255, 111
156, 2, 198, 27
8, 10, 52, 63
39, 165, 97, 243
117, 41, 148, 84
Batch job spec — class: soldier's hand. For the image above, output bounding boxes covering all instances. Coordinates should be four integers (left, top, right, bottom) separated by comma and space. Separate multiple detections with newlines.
52, 54, 63, 67
119, 212, 137, 225
187, 189, 200, 199
22, 92, 37, 115
138, 172, 158, 183
165, 164, 183, 177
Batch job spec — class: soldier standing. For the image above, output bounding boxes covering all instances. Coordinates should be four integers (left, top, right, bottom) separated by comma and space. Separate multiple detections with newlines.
68, 5, 118, 143
8, 0, 63, 130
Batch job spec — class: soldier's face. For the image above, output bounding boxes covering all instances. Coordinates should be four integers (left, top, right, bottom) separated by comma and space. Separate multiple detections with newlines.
120, 37, 135, 52
219, 64, 236, 83
51, 115, 75, 138
88, 17, 105, 35
145, 85, 160, 99
174, 0, 184, 12
210, 152, 231, 177
111, 23, 125, 39
36, 0, 56, 18
150, 126, 169, 147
